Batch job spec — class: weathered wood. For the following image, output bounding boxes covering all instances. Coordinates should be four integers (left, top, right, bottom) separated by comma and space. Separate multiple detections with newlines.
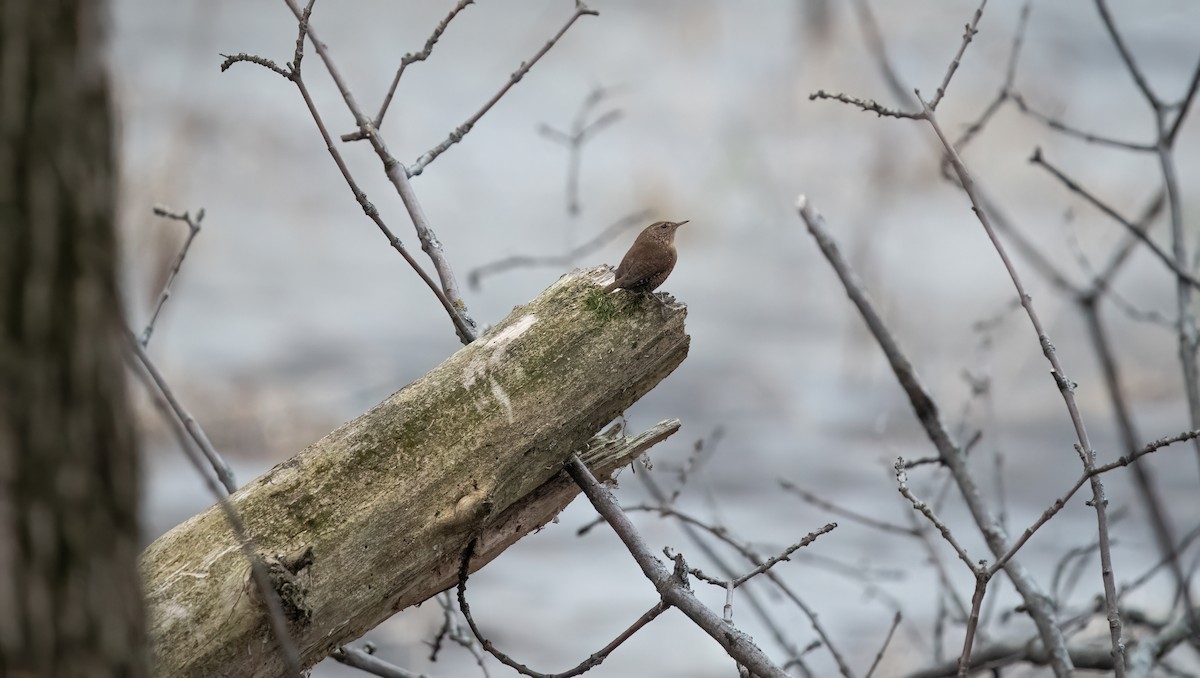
140, 266, 689, 677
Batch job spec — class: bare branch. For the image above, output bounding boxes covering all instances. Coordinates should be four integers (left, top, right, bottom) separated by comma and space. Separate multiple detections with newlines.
274, 0, 480, 342
408, 3, 598, 176
426, 592, 490, 675
585, 500, 871, 678
918, 95, 1127, 675
127, 339, 301, 677
780, 477, 918, 536
1093, 0, 1161, 110
906, 605, 1199, 678
128, 333, 236, 494
1082, 292, 1198, 638
1012, 94, 1155, 152
1086, 190, 1165, 293
538, 86, 623, 221
1157, 140, 1200, 478
894, 460, 977, 572
808, 89, 919, 119
846, 0, 915, 109
1098, 429, 1200, 473
565, 455, 792, 678
289, 0, 316, 75
864, 611, 902, 678
992, 428, 1200, 579
141, 205, 203, 347
1166, 52, 1200, 144
223, 1, 478, 342
374, 0, 475, 130
676, 523, 837, 590
729, 527, 834, 588
927, 0, 988, 111
219, 52, 291, 79
633, 471, 816, 671
1031, 148, 1200, 288
332, 645, 430, 678
456, 540, 668, 678
467, 210, 651, 290
796, 195, 1075, 676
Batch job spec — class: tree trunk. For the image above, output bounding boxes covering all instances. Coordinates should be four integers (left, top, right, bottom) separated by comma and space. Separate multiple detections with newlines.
139, 267, 689, 677
0, 1, 146, 676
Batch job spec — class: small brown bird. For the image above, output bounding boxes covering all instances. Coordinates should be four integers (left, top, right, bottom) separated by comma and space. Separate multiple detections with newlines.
604, 220, 688, 293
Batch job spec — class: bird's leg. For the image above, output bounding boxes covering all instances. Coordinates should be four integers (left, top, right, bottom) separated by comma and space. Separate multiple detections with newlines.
644, 290, 673, 320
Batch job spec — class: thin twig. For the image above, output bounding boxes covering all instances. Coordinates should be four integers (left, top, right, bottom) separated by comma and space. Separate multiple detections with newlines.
373, 0, 475, 131
957, 575, 989, 678
222, 2, 477, 343
1089, 191, 1165, 290
1051, 539, 1103, 608
780, 477, 917, 536
467, 210, 651, 290
678, 524, 837, 590
425, 592, 491, 676
1166, 52, 1200, 145
538, 86, 623, 221
991, 429, 1200, 577
581, 501, 863, 678
1120, 524, 1200, 600
408, 3, 598, 176
219, 52, 290, 78
796, 195, 1075, 676
927, 0, 988, 111
456, 536, 670, 678
280, 0, 479, 341
1092, 0, 1200, 477
289, 0, 316, 75
141, 205, 203, 347
864, 611, 902, 678
1083, 296, 1198, 637
332, 644, 430, 678
1157, 138, 1200, 478
846, 0, 914, 110
1031, 148, 1200, 288
919, 94, 1127, 675
633, 472, 816, 672
128, 333, 236, 493
1011, 94, 1154, 152
664, 426, 724, 506
127, 340, 301, 677
894, 460, 976, 572
1093, 0, 1160, 110
906, 605, 1199, 678
808, 90, 918, 119
1067, 222, 1173, 326
564, 455, 792, 678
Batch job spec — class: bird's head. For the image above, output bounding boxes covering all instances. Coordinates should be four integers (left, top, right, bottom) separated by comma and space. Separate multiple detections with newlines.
646, 219, 688, 242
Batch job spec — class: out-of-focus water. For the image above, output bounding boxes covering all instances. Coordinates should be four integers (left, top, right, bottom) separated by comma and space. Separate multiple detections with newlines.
114, 2, 1200, 676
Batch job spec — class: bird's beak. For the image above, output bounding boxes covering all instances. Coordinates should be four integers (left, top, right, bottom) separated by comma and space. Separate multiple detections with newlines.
674, 220, 689, 228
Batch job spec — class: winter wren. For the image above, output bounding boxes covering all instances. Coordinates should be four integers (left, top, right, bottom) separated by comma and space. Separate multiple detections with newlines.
604, 220, 688, 293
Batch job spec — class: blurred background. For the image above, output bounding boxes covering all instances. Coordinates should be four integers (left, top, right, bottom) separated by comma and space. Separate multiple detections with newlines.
112, 1, 1200, 675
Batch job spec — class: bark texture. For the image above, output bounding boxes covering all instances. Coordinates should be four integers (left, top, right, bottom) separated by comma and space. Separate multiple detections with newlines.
0, 0, 146, 676
140, 267, 689, 677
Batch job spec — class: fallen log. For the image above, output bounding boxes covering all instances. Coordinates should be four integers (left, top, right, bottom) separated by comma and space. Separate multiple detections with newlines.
140, 266, 689, 676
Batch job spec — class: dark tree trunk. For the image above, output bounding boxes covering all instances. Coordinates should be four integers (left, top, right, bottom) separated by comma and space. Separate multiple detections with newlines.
0, 1, 145, 676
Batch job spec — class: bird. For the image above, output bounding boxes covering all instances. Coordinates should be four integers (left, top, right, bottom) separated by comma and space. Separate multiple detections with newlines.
604, 220, 688, 293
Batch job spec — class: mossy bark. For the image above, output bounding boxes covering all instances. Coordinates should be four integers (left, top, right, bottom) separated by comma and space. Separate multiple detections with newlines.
139, 266, 689, 677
